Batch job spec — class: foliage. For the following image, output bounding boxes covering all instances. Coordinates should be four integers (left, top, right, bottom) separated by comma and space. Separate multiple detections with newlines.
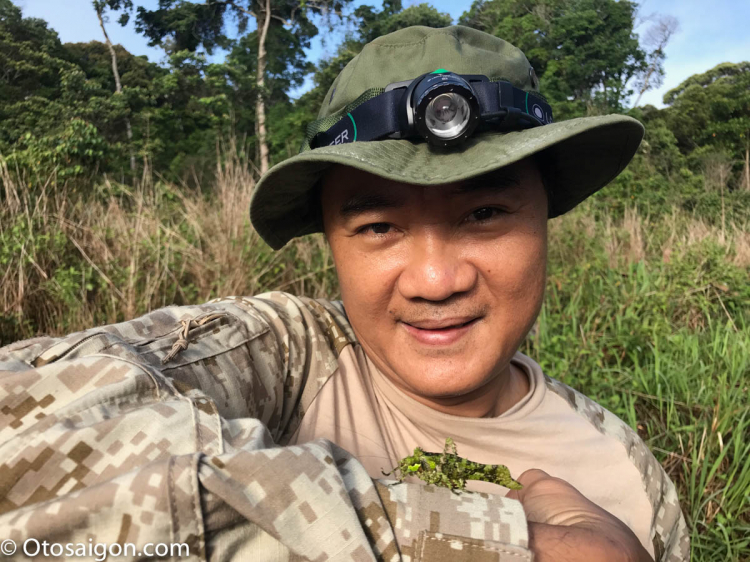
356, 1, 452, 43
460, 0, 646, 117
0, 0, 71, 106
524, 201, 749, 562
135, 0, 231, 54
7, 118, 110, 180
662, 62, 750, 188
3, 0, 746, 191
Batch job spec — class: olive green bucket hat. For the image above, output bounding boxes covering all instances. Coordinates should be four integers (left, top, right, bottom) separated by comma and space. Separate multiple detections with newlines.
250, 25, 644, 250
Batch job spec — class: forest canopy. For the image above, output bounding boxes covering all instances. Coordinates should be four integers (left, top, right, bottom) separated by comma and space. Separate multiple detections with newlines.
0, 0, 747, 193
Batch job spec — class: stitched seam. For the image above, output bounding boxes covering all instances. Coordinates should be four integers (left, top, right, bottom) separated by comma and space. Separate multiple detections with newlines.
372, 32, 476, 48
211, 398, 224, 454
423, 536, 532, 560
336, 52, 362, 108
87, 354, 223, 458
192, 391, 203, 452
158, 337, 251, 369
418, 533, 428, 560
107, 349, 210, 454
88, 353, 164, 400
330, 31, 497, 111
101, 354, 221, 456
189, 453, 205, 559
167, 456, 178, 546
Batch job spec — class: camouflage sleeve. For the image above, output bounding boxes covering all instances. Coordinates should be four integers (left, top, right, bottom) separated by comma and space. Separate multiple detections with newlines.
546, 376, 690, 562
0, 293, 532, 561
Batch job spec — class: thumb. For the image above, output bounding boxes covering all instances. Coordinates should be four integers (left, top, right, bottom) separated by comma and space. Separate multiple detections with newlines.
505, 468, 551, 502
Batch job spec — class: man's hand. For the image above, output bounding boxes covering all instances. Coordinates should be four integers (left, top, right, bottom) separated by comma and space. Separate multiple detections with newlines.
506, 469, 654, 562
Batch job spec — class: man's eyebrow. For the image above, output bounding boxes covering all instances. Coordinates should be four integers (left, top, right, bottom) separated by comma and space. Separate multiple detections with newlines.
339, 193, 404, 219
452, 169, 521, 195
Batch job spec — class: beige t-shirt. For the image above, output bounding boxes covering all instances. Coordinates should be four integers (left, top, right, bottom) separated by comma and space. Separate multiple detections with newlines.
291, 344, 656, 558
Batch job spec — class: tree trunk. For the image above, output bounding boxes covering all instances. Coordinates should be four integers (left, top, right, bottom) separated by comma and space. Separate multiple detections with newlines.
720, 177, 726, 238
632, 65, 654, 108
255, 0, 272, 176
744, 135, 750, 191
633, 16, 678, 108
96, 6, 136, 172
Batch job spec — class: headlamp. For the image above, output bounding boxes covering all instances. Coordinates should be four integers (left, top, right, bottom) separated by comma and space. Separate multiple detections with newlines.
307, 70, 553, 150
411, 72, 480, 146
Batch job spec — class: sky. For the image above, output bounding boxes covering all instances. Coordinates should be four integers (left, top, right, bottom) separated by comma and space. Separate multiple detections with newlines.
16, 0, 750, 108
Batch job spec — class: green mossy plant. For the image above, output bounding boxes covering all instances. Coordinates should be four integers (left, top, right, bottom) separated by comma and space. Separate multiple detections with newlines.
382, 437, 523, 492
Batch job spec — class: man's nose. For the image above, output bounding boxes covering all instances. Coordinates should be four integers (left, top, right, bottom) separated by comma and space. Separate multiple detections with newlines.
397, 235, 477, 301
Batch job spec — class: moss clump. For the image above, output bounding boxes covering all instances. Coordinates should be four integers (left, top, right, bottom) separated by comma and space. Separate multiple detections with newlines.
382, 437, 522, 492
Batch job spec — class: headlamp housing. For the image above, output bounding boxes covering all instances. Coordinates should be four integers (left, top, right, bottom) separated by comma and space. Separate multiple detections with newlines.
306, 70, 553, 150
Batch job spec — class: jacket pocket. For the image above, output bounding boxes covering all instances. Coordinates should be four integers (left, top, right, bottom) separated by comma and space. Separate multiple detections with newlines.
135, 310, 269, 420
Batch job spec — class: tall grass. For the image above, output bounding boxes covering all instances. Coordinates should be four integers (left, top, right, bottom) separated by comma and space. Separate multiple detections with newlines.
1, 146, 748, 561
0, 141, 337, 341
527, 205, 750, 561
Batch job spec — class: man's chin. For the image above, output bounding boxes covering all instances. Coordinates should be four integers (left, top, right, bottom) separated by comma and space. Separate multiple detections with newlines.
390, 355, 499, 398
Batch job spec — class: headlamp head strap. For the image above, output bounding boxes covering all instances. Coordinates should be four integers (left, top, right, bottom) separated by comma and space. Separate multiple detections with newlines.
304, 72, 553, 151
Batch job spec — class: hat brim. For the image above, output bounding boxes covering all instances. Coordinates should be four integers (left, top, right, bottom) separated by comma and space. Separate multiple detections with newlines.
251, 114, 644, 250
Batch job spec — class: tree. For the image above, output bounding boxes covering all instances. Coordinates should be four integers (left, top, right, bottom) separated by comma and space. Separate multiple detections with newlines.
93, 0, 136, 171
0, 0, 71, 148
0, 1, 114, 181
664, 62, 750, 191
146, 50, 230, 182
460, 0, 647, 117
632, 14, 679, 108
356, 1, 452, 43
135, 0, 351, 176
1, 0, 218, 185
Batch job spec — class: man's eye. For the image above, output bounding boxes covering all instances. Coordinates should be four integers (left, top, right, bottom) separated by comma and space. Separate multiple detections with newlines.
360, 223, 392, 235
467, 207, 502, 222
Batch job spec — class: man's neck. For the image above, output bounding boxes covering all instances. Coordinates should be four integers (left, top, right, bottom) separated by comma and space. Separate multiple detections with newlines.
370, 355, 530, 418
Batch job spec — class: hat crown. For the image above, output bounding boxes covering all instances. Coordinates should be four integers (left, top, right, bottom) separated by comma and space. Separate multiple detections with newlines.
320, 25, 538, 119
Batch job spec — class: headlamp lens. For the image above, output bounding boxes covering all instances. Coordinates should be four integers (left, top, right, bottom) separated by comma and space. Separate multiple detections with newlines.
413, 72, 480, 146
425, 93, 472, 138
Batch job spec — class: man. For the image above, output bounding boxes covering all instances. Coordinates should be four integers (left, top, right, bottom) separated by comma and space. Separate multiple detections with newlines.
0, 26, 688, 561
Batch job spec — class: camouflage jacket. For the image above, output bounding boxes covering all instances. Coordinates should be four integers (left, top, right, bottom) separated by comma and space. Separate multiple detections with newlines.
0, 292, 688, 561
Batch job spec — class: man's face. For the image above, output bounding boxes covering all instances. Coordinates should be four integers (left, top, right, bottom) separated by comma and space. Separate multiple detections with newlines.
321, 158, 548, 410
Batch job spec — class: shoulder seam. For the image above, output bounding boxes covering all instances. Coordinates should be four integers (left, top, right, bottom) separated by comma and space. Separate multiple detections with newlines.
303, 298, 357, 355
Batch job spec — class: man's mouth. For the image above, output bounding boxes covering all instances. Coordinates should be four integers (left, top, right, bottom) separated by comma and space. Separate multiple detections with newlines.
404, 317, 478, 330
401, 317, 480, 345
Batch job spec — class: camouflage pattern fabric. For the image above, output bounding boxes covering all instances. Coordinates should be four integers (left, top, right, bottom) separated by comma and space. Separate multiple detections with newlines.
0, 292, 531, 561
545, 377, 690, 562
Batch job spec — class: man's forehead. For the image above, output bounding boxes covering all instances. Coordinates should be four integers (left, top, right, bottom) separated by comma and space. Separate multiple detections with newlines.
323, 164, 525, 218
